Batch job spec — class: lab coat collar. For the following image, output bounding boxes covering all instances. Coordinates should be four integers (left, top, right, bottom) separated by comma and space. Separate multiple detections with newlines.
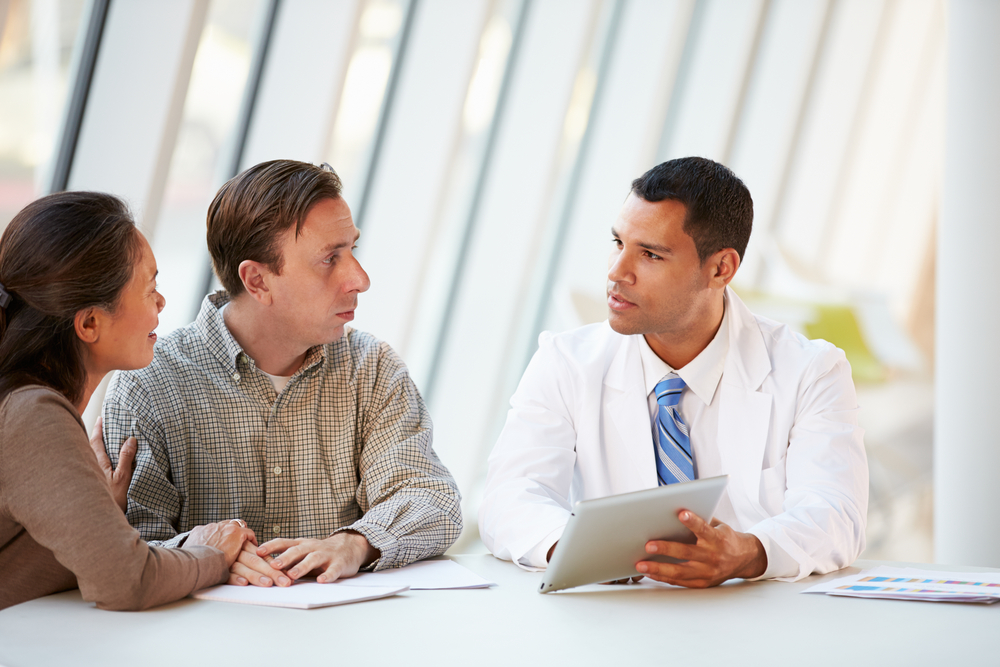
723, 286, 771, 391
605, 333, 658, 489
717, 286, 774, 528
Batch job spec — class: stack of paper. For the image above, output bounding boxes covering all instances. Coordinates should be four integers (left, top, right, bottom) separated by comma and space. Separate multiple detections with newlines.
193, 559, 495, 609
193, 583, 407, 609
802, 566, 1000, 604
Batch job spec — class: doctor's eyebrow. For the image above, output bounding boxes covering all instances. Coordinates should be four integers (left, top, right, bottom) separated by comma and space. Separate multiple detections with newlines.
610, 227, 672, 255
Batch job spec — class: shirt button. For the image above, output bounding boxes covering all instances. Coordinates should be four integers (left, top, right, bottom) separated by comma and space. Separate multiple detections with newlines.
273, 466, 282, 475
232, 372, 241, 382
273, 525, 281, 535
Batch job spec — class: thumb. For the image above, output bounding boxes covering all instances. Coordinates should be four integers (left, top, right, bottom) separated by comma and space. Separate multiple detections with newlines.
678, 509, 712, 539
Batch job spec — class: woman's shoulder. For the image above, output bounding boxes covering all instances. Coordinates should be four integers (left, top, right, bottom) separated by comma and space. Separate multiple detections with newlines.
0, 384, 83, 434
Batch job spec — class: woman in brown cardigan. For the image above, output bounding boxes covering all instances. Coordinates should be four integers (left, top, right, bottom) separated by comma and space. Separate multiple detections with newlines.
0, 192, 256, 611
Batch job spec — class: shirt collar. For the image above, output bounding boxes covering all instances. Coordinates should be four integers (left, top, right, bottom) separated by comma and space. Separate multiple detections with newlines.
195, 291, 244, 375
637, 292, 730, 406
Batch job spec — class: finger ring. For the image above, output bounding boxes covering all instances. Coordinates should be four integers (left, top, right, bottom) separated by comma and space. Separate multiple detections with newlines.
230, 519, 247, 528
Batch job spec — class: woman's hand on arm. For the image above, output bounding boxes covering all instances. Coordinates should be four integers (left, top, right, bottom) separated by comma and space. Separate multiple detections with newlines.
87, 416, 136, 513
186, 521, 258, 571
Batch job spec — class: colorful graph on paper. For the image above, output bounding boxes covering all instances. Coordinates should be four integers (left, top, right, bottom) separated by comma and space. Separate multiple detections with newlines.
802, 566, 1000, 603
857, 576, 1000, 588
838, 585, 977, 595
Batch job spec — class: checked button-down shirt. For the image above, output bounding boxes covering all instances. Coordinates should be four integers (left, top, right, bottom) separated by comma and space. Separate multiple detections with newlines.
102, 292, 462, 570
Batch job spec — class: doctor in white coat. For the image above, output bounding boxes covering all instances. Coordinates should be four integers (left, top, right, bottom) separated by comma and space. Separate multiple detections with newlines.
479, 157, 868, 586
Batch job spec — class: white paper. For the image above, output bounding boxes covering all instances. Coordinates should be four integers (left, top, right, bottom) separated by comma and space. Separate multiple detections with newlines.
192, 582, 407, 609
802, 566, 1000, 604
338, 559, 495, 589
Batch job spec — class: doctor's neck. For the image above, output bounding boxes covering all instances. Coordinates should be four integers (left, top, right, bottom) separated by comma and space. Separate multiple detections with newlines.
643, 294, 725, 371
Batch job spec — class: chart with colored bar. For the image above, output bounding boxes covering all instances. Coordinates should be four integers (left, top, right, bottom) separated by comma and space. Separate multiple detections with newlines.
802, 566, 1000, 603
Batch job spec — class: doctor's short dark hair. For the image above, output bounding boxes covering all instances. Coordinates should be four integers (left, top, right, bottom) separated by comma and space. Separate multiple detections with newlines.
207, 160, 343, 297
630, 157, 753, 263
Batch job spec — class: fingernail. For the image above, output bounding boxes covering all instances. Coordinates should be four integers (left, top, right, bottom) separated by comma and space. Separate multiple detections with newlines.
237, 577, 247, 585
647, 544, 657, 553
288, 570, 298, 579
278, 576, 291, 586
681, 511, 690, 520
637, 563, 648, 573
272, 560, 282, 568
260, 576, 272, 585
317, 576, 327, 583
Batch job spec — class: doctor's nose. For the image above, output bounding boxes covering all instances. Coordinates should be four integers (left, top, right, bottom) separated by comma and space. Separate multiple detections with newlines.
607, 251, 633, 285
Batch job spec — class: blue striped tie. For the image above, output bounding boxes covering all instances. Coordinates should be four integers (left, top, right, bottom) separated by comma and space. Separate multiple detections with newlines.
654, 374, 694, 485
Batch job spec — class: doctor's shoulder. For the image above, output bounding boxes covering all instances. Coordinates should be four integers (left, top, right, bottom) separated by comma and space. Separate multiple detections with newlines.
535, 321, 623, 370
753, 313, 851, 385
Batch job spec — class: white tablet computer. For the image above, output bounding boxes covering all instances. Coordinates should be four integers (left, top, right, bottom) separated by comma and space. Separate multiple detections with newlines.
539, 475, 729, 593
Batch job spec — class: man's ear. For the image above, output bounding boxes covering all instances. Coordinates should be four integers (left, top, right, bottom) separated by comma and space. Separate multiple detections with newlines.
238, 260, 274, 305
707, 248, 740, 288
74, 307, 102, 344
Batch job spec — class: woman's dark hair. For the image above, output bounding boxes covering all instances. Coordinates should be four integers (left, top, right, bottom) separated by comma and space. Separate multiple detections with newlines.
0, 191, 142, 407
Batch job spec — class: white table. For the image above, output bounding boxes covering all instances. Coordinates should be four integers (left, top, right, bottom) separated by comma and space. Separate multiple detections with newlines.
1, 556, 996, 666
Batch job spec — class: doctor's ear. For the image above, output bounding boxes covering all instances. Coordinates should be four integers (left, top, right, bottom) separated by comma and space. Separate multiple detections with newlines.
238, 260, 274, 305
706, 248, 740, 288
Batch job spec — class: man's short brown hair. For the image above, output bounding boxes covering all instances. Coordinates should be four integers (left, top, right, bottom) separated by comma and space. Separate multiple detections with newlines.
206, 160, 343, 296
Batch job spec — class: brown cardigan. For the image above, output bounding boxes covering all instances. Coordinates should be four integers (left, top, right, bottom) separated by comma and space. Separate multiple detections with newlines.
0, 385, 228, 611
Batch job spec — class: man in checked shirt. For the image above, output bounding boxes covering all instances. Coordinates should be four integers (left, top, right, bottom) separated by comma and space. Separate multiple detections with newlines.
102, 160, 462, 587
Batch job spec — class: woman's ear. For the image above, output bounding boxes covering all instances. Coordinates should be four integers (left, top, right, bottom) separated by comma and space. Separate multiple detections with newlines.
74, 307, 101, 344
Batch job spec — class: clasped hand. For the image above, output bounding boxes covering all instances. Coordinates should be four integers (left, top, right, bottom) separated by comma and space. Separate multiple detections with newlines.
634, 510, 767, 588
227, 531, 380, 587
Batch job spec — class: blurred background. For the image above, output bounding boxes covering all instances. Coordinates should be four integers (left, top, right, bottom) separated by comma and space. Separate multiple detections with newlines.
0, 0, 948, 562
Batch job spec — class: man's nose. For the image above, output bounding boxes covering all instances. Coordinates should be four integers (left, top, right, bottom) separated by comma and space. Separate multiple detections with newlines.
608, 251, 631, 284
350, 257, 371, 293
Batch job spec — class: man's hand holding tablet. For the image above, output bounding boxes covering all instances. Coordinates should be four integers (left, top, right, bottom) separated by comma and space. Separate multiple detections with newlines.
636, 510, 767, 587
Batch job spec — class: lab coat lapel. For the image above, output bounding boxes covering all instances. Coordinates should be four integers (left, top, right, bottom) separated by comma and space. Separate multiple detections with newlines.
717, 289, 773, 528
605, 335, 658, 490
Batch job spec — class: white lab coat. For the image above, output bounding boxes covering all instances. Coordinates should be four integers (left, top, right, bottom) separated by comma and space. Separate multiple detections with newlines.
479, 288, 868, 581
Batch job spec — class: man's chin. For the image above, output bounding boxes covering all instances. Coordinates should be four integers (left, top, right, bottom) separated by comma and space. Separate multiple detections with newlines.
608, 310, 644, 336
309, 325, 347, 348
328, 324, 347, 341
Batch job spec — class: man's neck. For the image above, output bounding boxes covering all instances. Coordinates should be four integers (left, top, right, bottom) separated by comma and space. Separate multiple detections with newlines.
223, 296, 307, 376
644, 293, 725, 370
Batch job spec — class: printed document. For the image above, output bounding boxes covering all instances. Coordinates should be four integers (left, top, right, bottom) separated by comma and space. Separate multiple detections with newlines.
191, 559, 494, 609
802, 566, 1000, 603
